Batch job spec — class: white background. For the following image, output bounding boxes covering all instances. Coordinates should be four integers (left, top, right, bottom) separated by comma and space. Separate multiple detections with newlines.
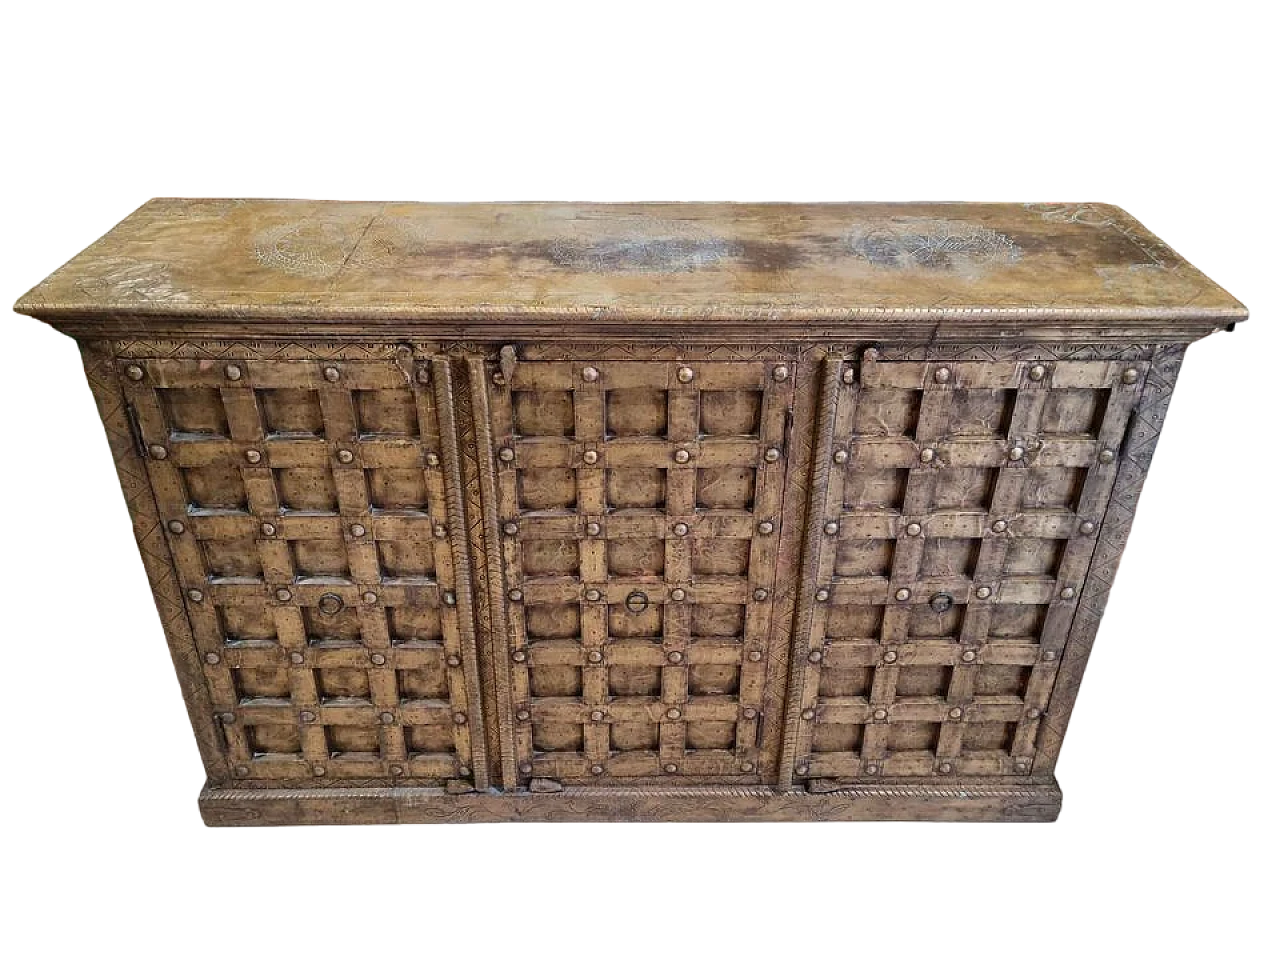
1, 3, 1273, 957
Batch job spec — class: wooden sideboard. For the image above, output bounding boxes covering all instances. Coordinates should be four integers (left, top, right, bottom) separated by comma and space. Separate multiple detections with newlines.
14, 200, 1246, 825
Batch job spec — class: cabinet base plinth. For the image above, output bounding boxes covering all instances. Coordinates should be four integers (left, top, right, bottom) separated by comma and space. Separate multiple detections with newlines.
199, 780, 1062, 826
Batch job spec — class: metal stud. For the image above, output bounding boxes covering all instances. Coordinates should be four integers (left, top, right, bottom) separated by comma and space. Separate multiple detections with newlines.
919, 447, 936, 464
235, 765, 250, 777
443, 592, 456, 606
807, 650, 823, 663
167, 520, 186, 535
312, 766, 326, 777
508, 589, 523, 602
1080, 520, 1097, 535
764, 447, 781, 463
590, 710, 605, 722
949, 707, 964, 719
336, 449, 355, 464
883, 651, 898, 664
1098, 448, 1116, 464
371, 653, 387, 666
938, 762, 954, 775
275, 588, 292, 602
905, 522, 922, 537
187, 588, 204, 602
225, 364, 243, 381
289, 652, 305, 665
349, 523, 366, 537
865, 763, 880, 775
585, 521, 601, 536
757, 520, 775, 535
583, 450, 599, 465
670, 588, 686, 602
204, 652, 221, 665
744, 707, 759, 720
676, 366, 695, 383
673, 448, 691, 464
741, 762, 755, 773
667, 651, 684, 665
673, 522, 690, 537
975, 585, 992, 600
417, 366, 431, 384
747, 651, 763, 663
873, 708, 888, 721
1026, 708, 1042, 720
512, 650, 527, 663
1008, 445, 1025, 462
453, 712, 468, 725
1060, 586, 1077, 600
390, 765, 405, 776
125, 364, 145, 381
1043, 650, 1057, 662
218, 714, 237, 731
322, 366, 341, 382
433, 524, 448, 539
753, 588, 769, 602
895, 588, 911, 602
261, 522, 277, 536
587, 650, 603, 664
300, 711, 316, 723
590, 764, 605, 776
1122, 367, 1140, 384
148, 444, 168, 460
841, 367, 855, 384
1015, 760, 1031, 773
664, 763, 679, 774
317, 593, 344, 616
795, 763, 810, 777
772, 365, 789, 382
991, 519, 1008, 533
823, 521, 840, 535
582, 366, 599, 382
585, 589, 602, 602
933, 367, 952, 384
519, 762, 533, 775
801, 708, 816, 721
833, 449, 849, 465
425, 452, 440, 467
446, 655, 462, 667
961, 650, 977, 663
503, 521, 519, 535
816, 588, 830, 602
516, 709, 531, 721
1028, 364, 1047, 382
498, 447, 515, 462
379, 711, 395, 724
242, 449, 261, 464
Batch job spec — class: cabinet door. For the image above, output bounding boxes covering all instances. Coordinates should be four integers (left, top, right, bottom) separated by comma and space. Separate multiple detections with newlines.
478, 351, 798, 785
786, 351, 1147, 787
117, 351, 488, 789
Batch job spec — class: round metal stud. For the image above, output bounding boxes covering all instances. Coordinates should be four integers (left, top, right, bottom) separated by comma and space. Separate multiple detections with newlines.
976, 585, 992, 600
883, 650, 898, 664
758, 520, 775, 535
590, 710, 605, 722
585, 589, 602, 602
772, 365, 789, 382
1098, 448, 1116, 464
865, 763, 880, 775
1080, 520, 1097, 535
673, 448, 691, 464
363, 591, 378, 605
747, 651, 763, 663
895, 588, 911, 602
508, 589, 523, 602
498, 447, 515, 462
673, 522, 690, 537
458, 766, 471, 779
753, 588, 769, 602
801, 708, 816, 721
1015, 760, 1031, 773
1060, 586, 1077, 600
905, 522, 922, 537
425, 452, 440, 467
583, 450, 599, 465
929, 592, 955, 614
453, 712, 468, 725
519, 762, 533, 775
676, 366, 695, 384
317, 593, 344, 616
1028, 364, 1047, 382
587, 650, 603, 664
312, 766, 326, 777
991, 519, 1008, 533
148, 444, 168, 460
744, 707, 759, 720
585, 521, 601, 536
125, 364, 145, 381
741, 762, 755, 773
187, 588, 204, 603
1122, 367, 1140, 384
938, 762, 954, 775
807, 650, 823, 663
443, 592, 457, 606
949, 707, 964, 719
204, 652, 221, 665
795, 764, 810, 777
322, 366, 341, 382
503, 521, 519, 535
666, 651, 684, 665
1027, 708, 1042, 720
816, 588, 830, 602
446, 655, 462, 668
664, 763, 679, 774
590, 764, 605, 775
370, 653, 387, 666
582, 366, 599, 383
390, 765, 405, 777
864, 347, 881, 362
225, 364, 243, 381
764, 447, 781, 463
261, 522, 277, 537
289, 652, 305, 665
275, 588, 293, 602
823, 521, 839, 536
214, 713, 233, 727
380, 711, 395, 724
841, 367, 856, 384
833, 449, 849, 465
417, 366, 431, 384
934, 367, 952, 384
919, 447, 936, 464
349, 523, 366, 537
1043, 650, 1057, 662
336, 449, 355, 464
961, 650, 977, 663
300, 711, 316, 723
433, 524, 448, 539
516, 709, 531, 721
244, 449, 262, 464
167, 520, 186, 535
670, 588, 686, 602
873, 708, 888, 721
1008, 445, 1025, 462
235, 765, 250, 777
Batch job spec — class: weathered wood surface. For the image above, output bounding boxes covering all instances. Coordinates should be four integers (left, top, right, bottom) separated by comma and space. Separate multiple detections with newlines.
13, 201, 1246, 824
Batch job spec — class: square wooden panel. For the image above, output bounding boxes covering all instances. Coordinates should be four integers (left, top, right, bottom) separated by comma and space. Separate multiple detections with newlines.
791, 353, 1146, 785
120, 354, 485, 788
485, 353, 796, 784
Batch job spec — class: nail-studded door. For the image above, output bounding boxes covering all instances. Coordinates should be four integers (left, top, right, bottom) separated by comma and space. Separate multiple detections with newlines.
480, 349, 798, 784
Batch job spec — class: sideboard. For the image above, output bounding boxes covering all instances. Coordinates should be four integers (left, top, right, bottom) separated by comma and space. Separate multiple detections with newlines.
14, 200, 1246, 824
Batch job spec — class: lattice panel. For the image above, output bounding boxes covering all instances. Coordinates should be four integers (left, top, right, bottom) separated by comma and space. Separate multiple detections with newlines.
488, 355, 796, 782
790, 352, 1146, 782
119, 354, 484, 787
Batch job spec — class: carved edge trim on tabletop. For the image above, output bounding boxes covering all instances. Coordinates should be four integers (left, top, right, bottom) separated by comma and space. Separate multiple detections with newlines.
430, 355, 490, 790
84, 340, 228, 780
1034, 344, 1186, 769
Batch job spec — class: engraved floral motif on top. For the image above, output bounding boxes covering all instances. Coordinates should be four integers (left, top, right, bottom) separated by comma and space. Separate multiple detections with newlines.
254, 219, 396, 278
848, 223, 1021, 271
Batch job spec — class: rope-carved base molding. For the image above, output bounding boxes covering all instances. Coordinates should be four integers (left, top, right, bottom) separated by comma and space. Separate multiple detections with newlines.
199, 779, 1062, 825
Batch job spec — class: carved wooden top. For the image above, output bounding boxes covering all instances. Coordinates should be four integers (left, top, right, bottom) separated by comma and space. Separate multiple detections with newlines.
15, 199, 1245, 330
